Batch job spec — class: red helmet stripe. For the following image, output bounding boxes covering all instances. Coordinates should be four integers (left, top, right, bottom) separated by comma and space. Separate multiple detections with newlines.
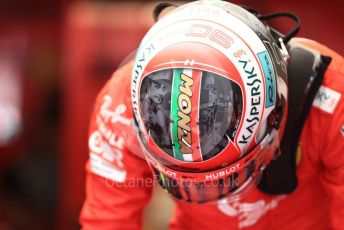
189, 69, 203, 161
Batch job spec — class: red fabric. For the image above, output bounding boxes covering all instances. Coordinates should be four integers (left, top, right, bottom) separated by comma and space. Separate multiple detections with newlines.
80, 39, 344, 229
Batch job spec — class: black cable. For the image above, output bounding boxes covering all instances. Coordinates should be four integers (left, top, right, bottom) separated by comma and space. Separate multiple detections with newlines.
258, 12, 301, 44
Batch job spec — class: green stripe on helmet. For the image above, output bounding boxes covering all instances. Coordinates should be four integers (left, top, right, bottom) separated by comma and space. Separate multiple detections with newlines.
171, 68, 184, 160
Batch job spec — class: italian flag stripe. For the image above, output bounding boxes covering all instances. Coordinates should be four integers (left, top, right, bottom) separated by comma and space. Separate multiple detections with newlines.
171, 69, 184, 160
170, 68, 202, 162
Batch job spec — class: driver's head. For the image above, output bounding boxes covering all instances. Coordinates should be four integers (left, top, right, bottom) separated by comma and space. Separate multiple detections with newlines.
132, 0, 288, 203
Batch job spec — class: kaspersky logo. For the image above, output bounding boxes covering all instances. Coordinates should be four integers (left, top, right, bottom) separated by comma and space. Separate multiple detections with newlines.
237, 59, 262, 145
171, 69, 195, 161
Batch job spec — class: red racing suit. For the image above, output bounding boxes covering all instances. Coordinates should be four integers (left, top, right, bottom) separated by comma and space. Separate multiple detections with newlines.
80, 38, 344, 229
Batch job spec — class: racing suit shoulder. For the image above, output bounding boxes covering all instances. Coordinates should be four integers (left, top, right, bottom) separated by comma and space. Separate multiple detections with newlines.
294, 38, 344, 229
80, 61, 153, 229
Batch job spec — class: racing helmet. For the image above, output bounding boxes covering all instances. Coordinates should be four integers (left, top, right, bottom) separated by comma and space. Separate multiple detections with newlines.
131, 0, 288, 203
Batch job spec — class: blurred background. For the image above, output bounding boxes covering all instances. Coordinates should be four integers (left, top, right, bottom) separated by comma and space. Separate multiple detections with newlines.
0, 0, 342, 229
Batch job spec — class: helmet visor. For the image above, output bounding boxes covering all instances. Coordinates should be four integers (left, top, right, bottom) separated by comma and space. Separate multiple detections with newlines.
139, 68, 243, 166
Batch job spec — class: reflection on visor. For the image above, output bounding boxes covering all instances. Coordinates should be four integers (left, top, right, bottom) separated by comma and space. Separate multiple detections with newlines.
140, 69, 173, 155
139, 68, 243, 162
199, 71, 242, 160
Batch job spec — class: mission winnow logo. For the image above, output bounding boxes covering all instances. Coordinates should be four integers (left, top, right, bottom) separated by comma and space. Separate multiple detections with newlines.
171, 69, 202, 162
